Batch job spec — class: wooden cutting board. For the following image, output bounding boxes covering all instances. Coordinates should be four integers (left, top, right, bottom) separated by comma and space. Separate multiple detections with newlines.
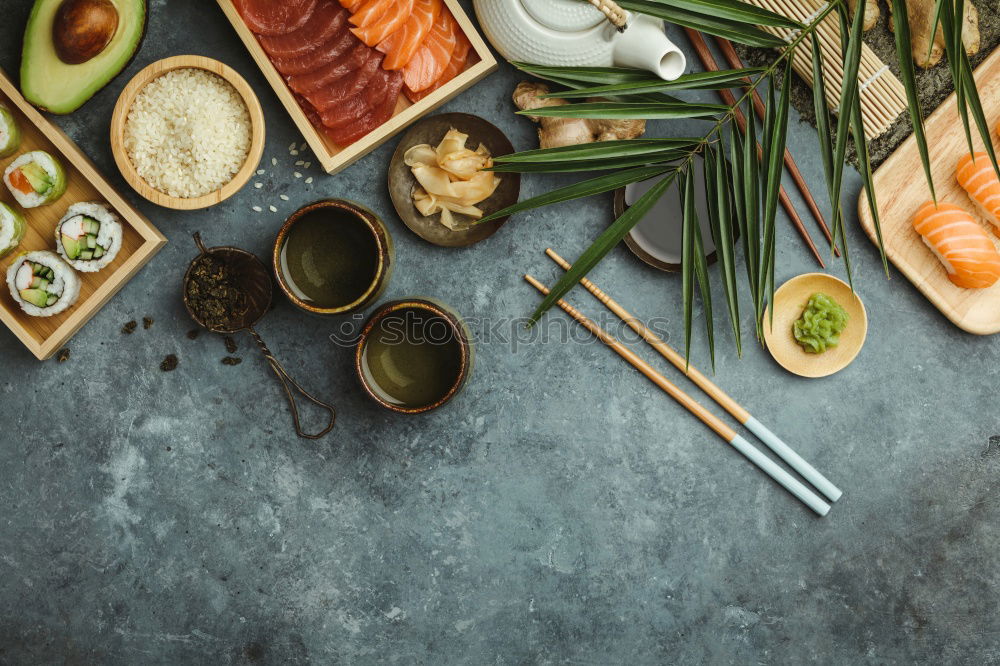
858, 46, 1000, 335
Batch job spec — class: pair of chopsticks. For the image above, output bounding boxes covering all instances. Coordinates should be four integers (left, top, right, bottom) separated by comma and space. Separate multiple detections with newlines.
526, 249, 842, 516
683, 29, 838, 268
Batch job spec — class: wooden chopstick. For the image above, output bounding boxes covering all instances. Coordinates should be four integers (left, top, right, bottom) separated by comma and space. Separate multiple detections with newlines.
545, 248, 842, 503
714, 37, 838, 256
683, 28, 826, 269
524, 273, 831, 516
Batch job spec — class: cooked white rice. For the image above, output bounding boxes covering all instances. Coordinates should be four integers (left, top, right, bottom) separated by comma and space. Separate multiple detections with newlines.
0, 204, 24, 255
124, 67, 251, 199
6, 250, 80, 317
55, 201, 123, 273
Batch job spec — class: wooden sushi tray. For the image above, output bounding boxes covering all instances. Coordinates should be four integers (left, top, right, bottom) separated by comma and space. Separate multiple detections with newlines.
0, 67, 166, 360
858, 46, 1000, 335
216, 0, 498, 175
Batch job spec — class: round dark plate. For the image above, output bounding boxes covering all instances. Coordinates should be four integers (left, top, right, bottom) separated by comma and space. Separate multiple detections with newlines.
388, 113, 520, 248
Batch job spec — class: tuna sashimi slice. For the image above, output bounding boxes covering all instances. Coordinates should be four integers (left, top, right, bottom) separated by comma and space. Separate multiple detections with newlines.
349, 0, 394, 27
351, 0, 413, 46
286, 42, 371, 95
323, 71, 403, 145
317, 69, 393, 129
402, 8, 457, 92
303, 50, 384, 112
405, 31, 470, 102
257, 2, 348, 59
377, 0, 440, 70
235, 0, 319, 36
271, 29, 357, 76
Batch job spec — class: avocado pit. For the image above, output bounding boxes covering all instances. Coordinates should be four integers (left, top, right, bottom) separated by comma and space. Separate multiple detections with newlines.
53, 0, 119, 65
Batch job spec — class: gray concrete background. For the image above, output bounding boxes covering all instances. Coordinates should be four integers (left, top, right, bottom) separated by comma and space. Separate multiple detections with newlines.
1, 1, 998, 663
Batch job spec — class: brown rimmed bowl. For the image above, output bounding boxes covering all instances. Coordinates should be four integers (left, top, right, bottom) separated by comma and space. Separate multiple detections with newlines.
355, 299, 474, 414
110, 55, 265, 210
273, 199, 394, 316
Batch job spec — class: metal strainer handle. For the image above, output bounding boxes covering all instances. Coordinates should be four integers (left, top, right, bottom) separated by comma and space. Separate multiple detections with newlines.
248, 327, 336, 440
587, 0, 628, 30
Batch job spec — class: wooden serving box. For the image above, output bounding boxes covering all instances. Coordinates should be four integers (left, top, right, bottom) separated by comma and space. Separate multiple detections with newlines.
0, 68, 166, 360
216, 0, 498, 175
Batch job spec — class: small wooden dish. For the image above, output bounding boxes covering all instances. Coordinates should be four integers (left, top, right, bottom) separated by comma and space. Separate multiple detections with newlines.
110, 55, 265, 210
762, 273, 868, 378
387, 113, 519, 248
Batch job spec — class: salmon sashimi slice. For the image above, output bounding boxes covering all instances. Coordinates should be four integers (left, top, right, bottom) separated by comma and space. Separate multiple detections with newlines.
257, 2, 348, 59
912, 201, 1000, 289
236, 0, 319, 36
377, 0, 440, 70
402, 8, 457, 92
324, 71, 404, 145
286, 42, 371, 95
351, 0, 414, 46
271, 28, 357, 76
303, 50, 384, 112
339, 0, 365, 9
956, 152, 1000, 231
348, 0, 394, 27
405, 31, 470, 102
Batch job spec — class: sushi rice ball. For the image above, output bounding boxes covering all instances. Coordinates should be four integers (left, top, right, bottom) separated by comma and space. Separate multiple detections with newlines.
0, 202, 26, 259
3, 150, 67, 208
55, 202, 123, 272
6, 250, 80, 317
0, 104, 20, 159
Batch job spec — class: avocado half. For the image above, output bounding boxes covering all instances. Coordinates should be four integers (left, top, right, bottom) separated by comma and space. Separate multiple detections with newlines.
20, 0, 146, 114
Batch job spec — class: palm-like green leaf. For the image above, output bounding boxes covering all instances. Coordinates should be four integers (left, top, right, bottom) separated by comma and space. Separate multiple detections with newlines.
538, 69, 766, 98
490, 152, 687, 173
624, 0, 800, 28
494, 138, 701, 163
809, 32, 838, 252
760, 68, 791, 328
959, 52, 1000, 183
704, 143, 741, 357
688, 170, 716, 370
681, 168, 696, 366
850, 71, 888, 275
517, 101, 727, 120
616, 0, 789, 47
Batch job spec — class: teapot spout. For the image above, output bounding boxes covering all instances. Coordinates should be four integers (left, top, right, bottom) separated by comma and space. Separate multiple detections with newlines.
613, 14, 686, 81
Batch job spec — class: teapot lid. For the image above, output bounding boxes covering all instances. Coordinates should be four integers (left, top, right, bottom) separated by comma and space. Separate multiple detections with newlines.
519, 0, 607, 32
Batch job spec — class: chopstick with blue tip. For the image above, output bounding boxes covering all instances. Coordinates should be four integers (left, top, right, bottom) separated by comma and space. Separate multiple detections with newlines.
544, 248, 842, 504
524, 273, 831, 517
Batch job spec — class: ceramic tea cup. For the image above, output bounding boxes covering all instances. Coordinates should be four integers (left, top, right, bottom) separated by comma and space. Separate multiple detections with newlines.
273, 199, 394, 315
355, 299, 474, 414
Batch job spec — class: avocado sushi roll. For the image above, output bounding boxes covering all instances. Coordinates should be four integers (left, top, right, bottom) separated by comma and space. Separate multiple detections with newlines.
0, 202, 26, 259
55, 202, 122, 272
3, 150, 67, 208
0, 105, 20, 159
6, 250, 80, 317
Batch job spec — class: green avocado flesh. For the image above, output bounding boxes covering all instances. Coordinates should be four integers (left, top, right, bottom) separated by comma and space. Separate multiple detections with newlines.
19, 261, 58, 307
21, 0, 146, 114
61, 217, 103, 260
20, 162, 51, 194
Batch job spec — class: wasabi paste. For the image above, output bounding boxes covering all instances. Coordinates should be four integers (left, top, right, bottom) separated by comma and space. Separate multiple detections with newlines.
793, 293, 849, 354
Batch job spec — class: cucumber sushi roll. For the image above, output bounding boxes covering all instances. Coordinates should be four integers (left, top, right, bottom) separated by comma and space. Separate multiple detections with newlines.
3, 150, 67, 208
0, 202, 26, 259
55, 202, 122, 272
0, 105, 20, 159
6, 250, 80, 317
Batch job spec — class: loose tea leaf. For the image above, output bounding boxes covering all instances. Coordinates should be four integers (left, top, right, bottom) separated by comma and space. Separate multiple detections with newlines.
143, 317, 154, 330
122, 320, 137, 335
56, 348, 70, 363
185, 254, 250, 331
221, 357, 242, 366
186, 329, 200, 340
160, 355, 178, 372
224, 336, 237, 354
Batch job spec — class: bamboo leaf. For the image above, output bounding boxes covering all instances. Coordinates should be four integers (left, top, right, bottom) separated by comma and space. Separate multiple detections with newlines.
742, 100, 761, 331
959, 52, 1000, 185
713, 145, 742, 357
538, 68, 767, 98
829, 2, 865, 255
850, 69, 889, 275
688, 167, 715, 370
729, 125, 754, 306
511, 63, 660, 86
890, 0, 936, 201
926, 0, 945, 63
516, 101, 727, 120
494, 138, 701, 163
477, 166, 671, 224
616, 0, 790, 47
528, 172, 678, 324
761, 69, 791, 329
490, 152, 686, 173
810, 32, 839, 251
681, 168, 695, 366
625, 0, 801, 28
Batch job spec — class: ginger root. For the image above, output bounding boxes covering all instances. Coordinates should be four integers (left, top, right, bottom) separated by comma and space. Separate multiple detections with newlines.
889, 0, 979, 69
513, 81, 645, 149
848, 0, 879, 31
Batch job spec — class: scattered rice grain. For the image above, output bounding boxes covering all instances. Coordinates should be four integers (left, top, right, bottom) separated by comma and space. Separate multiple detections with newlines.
279, 194, 289, 201
254, 182, 262, 188
252, 205, 262, 212
294, 172, 302, 178
269, 205, 277, 212
256, 169, 265, 175
305, 177, 313, 184
271, 157, 277, 166
304, 162, 311, 168
290, 150, 299, 156
288, 142, 296, 151
299, 142, 307, 151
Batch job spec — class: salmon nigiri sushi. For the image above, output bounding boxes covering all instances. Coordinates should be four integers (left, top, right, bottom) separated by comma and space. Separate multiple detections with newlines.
956, 152, 1000, 231
912, 201, 1000, 289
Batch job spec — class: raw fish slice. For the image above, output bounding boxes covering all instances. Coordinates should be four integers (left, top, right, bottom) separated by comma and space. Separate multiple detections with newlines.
339, 0, 365, 9
349, 0, 394, 27
286, 42, 371, 94
236, 0, 319, 36
912, 201, 1000, 289
956, 152, 1000, 231
351, 0, 414, 46
318, 70, 393, 128
377, 0, 440, 70
303, 50, 384, 112
324, 71, 403, 145
257, 2, 348, 59
402, 8, 457, 92
405, 31, 470, 102
271, 29, 357, 76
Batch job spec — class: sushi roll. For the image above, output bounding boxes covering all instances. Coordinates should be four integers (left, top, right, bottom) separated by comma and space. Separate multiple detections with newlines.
0, 104, 20, 159
55, 202, 122, 272
956, 152, 1000, 231
3, 150, 67, 208
0, 202, 26, 259
6, 250, 80, 317
912, 201, 1000, 289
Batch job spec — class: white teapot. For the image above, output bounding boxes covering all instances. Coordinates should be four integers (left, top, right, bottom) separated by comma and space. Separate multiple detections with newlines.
474, 0, 686, 81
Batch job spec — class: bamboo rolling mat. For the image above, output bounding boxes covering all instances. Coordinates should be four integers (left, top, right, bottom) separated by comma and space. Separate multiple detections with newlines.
743, 0, 907, 140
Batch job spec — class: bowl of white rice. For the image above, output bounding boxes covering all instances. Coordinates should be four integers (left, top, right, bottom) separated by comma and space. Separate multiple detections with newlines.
111, 55, 265, 210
